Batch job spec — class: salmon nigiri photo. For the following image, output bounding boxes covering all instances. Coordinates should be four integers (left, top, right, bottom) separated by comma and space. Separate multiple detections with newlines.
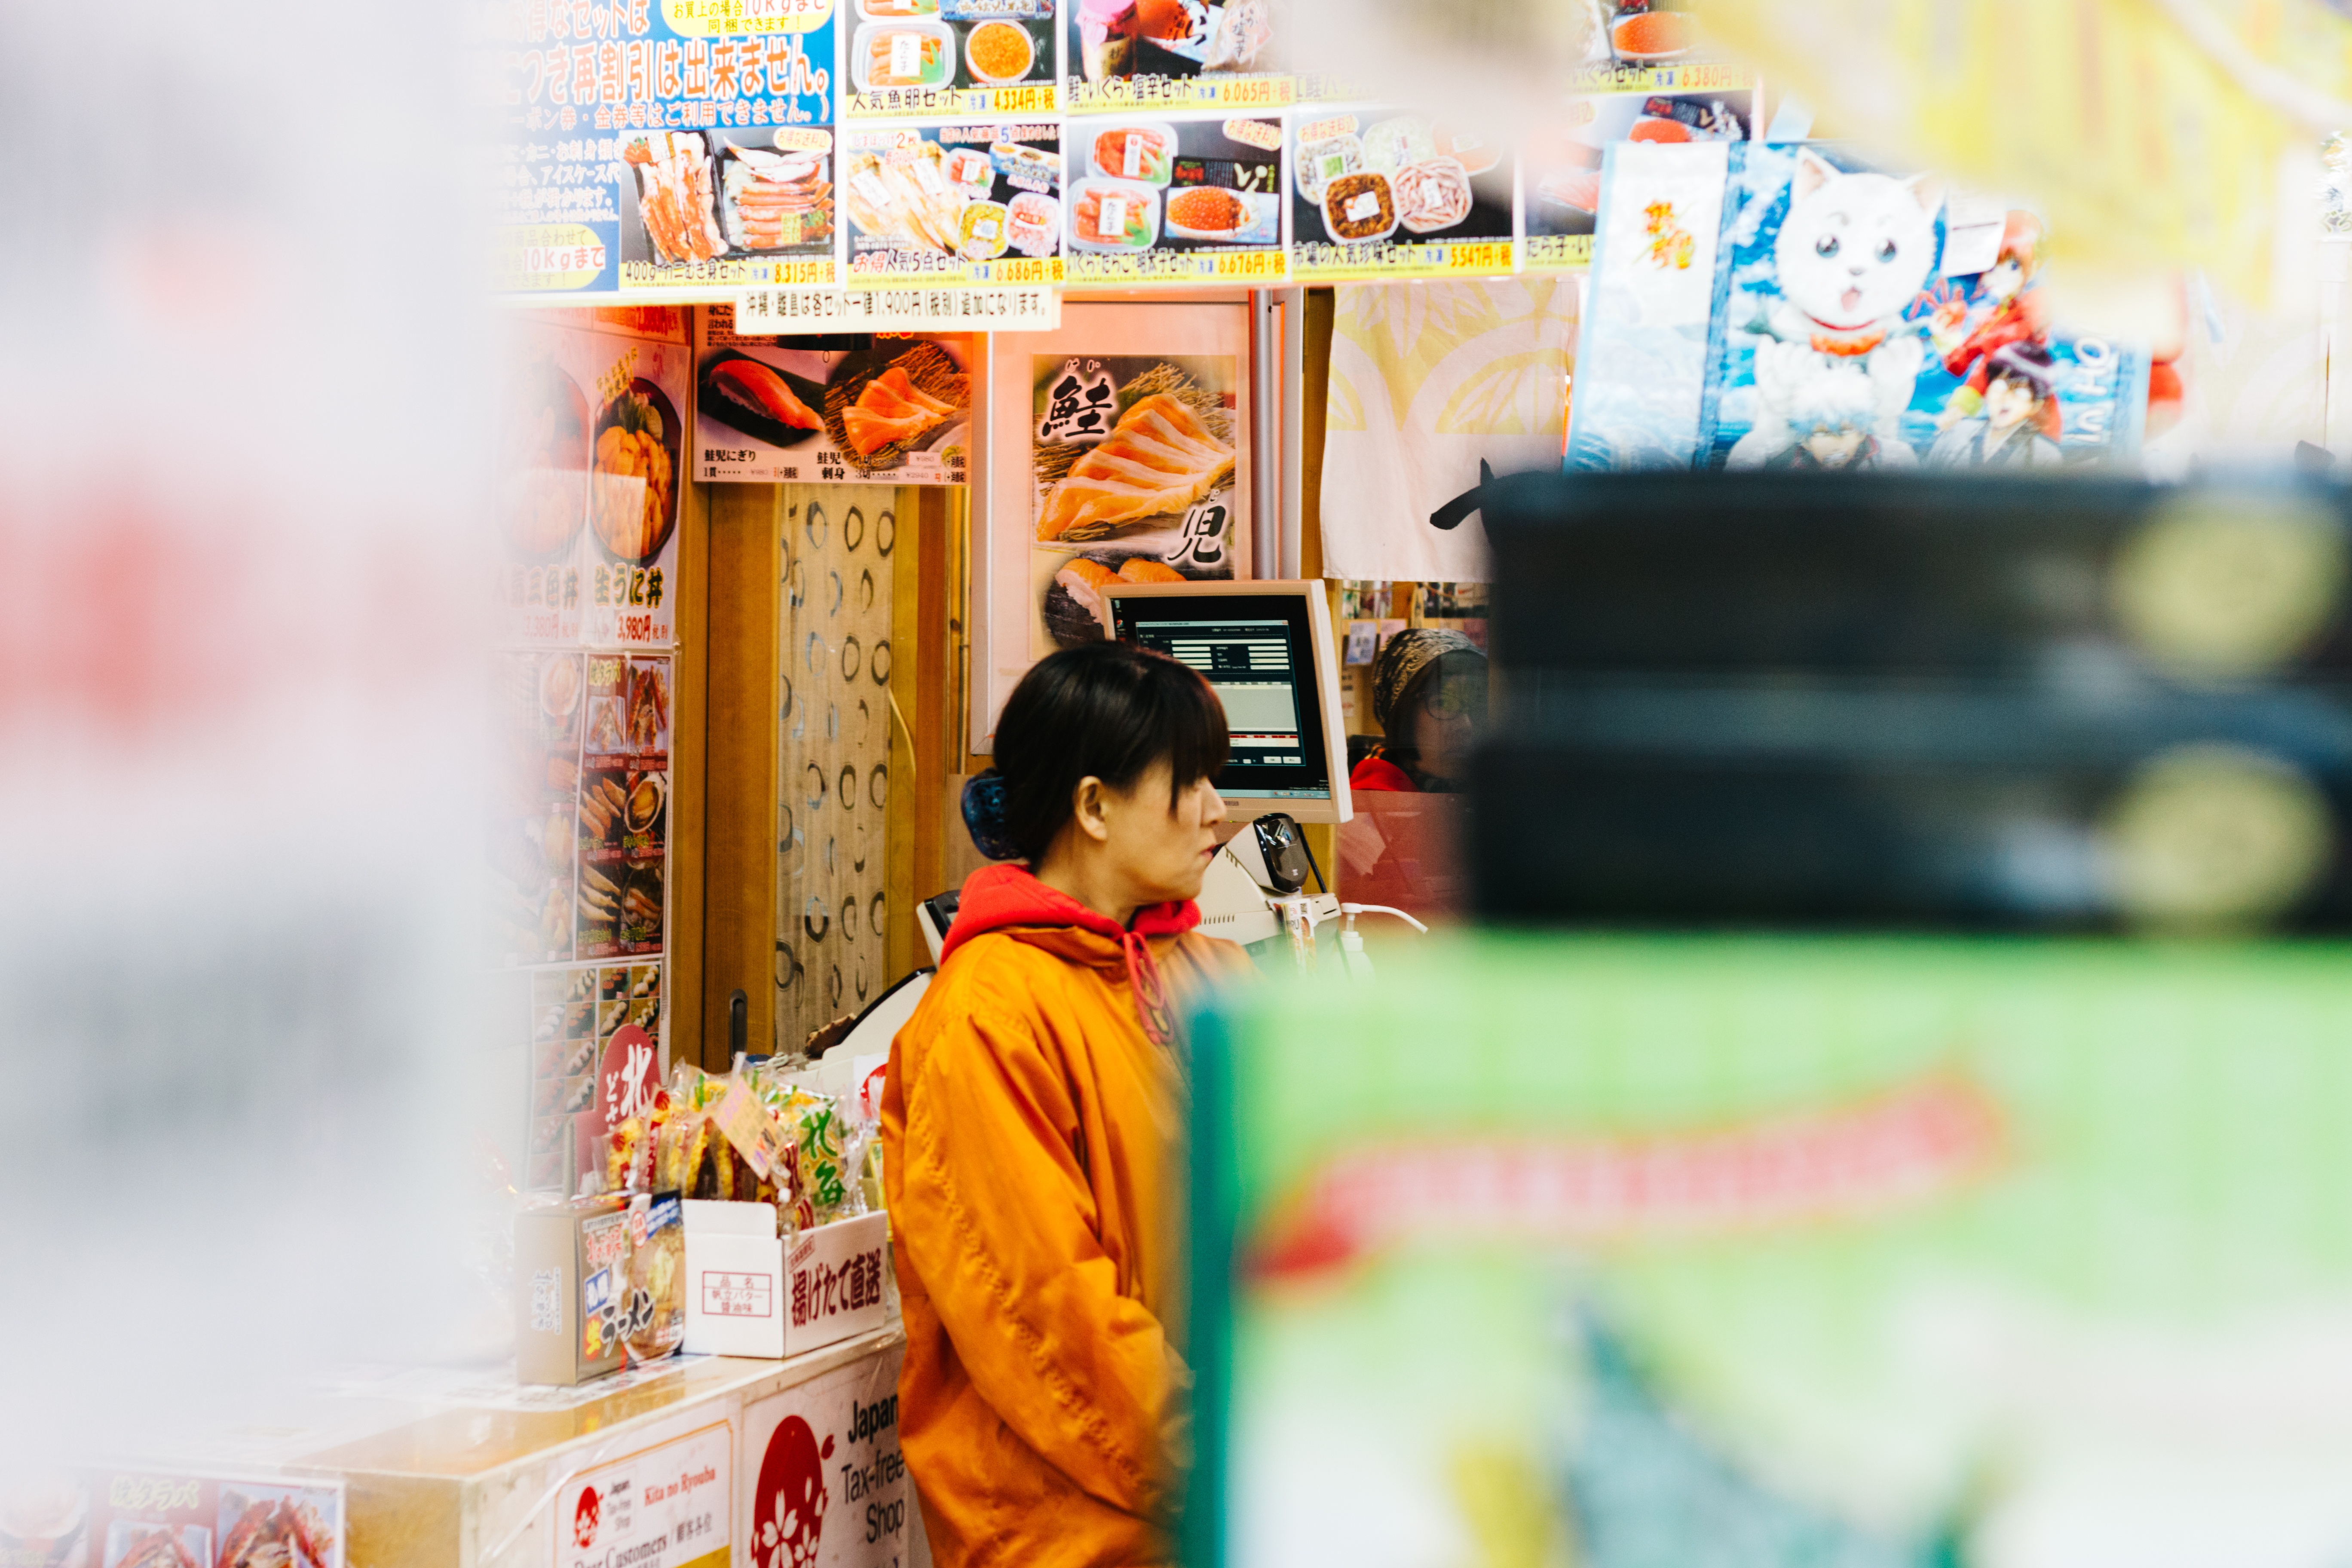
698, 352, 824, 446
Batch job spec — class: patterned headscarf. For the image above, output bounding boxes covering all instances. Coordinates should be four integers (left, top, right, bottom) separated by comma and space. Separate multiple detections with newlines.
1372, 628, 1483, 735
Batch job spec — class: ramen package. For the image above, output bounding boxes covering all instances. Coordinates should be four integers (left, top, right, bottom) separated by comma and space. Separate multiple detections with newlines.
622, 1191, 687, 1362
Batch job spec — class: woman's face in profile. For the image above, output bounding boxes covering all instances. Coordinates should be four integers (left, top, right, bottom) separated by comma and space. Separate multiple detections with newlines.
1103, 760, 1227, 906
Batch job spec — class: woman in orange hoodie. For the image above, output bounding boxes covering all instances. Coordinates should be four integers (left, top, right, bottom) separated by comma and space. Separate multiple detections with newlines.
883, 642, 1252, 1568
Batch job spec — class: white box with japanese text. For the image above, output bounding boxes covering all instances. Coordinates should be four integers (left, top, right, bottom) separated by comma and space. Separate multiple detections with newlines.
683, 1202, 890, 1358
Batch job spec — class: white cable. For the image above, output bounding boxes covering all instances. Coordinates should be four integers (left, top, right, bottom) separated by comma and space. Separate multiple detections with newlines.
1339, 903, 1430, 934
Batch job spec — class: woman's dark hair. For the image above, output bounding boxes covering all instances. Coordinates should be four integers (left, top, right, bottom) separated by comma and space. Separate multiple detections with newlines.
964, 643, 1228, 862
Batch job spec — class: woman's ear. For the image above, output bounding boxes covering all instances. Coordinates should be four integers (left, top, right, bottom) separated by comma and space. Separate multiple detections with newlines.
1069, 775, 1112, 843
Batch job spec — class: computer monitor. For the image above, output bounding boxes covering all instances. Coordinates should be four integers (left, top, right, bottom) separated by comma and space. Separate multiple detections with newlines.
1101, 579, 1354, 825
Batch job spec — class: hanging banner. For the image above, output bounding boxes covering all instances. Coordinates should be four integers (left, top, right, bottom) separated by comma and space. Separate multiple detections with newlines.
493, 3, 840, 296
1318, 280, 1579, 583
695, 305, 973, 484
493, 649, 587, 968
1289, 108, 1514, 281
1063, 114, 1289, 283
1565, 143, 2151, 473
842, 121, 1066, 287
1522, 64, 1756, 273
1063, 0, 1290, 114
845, 0, 1060, 119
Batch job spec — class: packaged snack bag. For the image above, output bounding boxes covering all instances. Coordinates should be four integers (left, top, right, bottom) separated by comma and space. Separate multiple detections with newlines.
621, 1191, 686, 1362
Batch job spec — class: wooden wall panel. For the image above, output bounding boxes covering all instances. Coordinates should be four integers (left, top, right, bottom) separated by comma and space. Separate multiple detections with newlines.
699, 484, 781, 1068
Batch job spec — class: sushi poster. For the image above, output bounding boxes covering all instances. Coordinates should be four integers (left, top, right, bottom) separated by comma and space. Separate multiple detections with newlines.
695, 306, 974, 484
846, 0, 1060, 119
1565, 142, 2149, 472
605, 6, 841, 290
1289, 108, 1514, 281
491, 649, 583, 968
842, 121, 1066, 286
1063, 115, 1288, 284
1063, 0, 1289, 114
496, 315, 684, 649
577, 653, 671, 960
1026, 351, 1245, 658
1522, 64, 1756, 272
527, 959, 665, 1194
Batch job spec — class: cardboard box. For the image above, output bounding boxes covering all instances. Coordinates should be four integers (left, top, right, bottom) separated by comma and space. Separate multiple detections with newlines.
514, 1196, 630, 1385
683, 1203, 891, 1358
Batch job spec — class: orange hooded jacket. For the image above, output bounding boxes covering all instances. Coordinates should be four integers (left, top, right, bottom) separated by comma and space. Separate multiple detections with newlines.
882, 863, 1250, 1568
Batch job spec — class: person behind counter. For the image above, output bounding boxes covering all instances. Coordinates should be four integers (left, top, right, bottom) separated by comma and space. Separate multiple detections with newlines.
882, 642, 1253, 1568
1349, 627, 1489, 793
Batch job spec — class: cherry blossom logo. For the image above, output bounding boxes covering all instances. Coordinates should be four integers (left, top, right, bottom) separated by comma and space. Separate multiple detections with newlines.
573, 1487, 601, 1550
753, 1415, 835, 1568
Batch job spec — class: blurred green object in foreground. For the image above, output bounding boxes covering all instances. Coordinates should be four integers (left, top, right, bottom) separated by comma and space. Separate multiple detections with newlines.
1192, 934, 2352, 1568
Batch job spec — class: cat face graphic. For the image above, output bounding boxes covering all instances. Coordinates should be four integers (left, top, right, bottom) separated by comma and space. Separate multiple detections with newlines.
1773, 150, 1944, 332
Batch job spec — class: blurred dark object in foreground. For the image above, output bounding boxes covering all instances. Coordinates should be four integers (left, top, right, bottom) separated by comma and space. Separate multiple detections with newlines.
1473, 472, 2352, 931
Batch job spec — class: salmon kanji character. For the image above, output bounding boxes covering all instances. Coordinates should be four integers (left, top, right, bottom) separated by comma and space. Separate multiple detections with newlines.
681, 39, 710, 96
597, 40, 622, 103
710, 37, 741, 99
623, 39, 652, 103
570, 44, 596, 103
526, 0, 549, 40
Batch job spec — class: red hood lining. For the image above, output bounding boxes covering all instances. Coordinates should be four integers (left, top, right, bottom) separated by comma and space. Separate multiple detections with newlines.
939, 862, 1200, 968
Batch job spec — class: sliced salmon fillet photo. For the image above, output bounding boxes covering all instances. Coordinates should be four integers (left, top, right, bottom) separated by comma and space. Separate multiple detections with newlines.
842, 364, 958, 456
1035, 394, 1236, 539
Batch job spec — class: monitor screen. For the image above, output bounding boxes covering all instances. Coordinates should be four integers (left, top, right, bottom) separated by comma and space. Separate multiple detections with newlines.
1110, 591, 1335, 805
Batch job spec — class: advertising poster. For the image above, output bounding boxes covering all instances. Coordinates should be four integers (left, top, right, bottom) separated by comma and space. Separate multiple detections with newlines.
1288, 107, 1513, 281
1063, 115, 1288, 284
583, 338, 689, 646
1565, 143, 2149, 472
0, 1469, 345, 1568
845, 0, 1060, 119
492, 5, 839, 295
843, 121, 1066, 287
578, 652, 671, 959
498, 318, 686, 649
1063, 0, 1289, 113
493, 649, 586, 968
613, 8, 840, 291
526, 959, 665, 1194
1522, 64, 1756, 272
556, 1420, 729, 1568
981, 302, 1249, 743
695, 306, 974, 484
1026, 350, 1244, 656
739, 1344, 913, 1568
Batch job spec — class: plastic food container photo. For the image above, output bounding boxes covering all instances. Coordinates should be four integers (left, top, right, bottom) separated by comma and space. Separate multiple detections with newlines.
1085, 122, 1180, 189
963, 19, 1039, 85
1295, 132, 1364, 205
1322, 171, 1398, 245
853, 21, 955, 92
1068, 178, 1162, 252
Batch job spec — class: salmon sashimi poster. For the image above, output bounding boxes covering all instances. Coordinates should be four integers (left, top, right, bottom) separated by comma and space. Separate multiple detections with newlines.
1026, 352, 1243, 658
692, 306, 972, 485
980, 303, 1252, 746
